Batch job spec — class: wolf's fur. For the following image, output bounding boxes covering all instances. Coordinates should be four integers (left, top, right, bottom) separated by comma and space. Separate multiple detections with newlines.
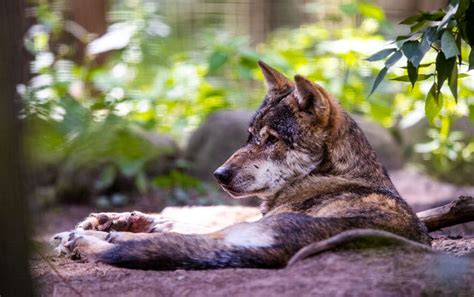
53, 61, 430, 270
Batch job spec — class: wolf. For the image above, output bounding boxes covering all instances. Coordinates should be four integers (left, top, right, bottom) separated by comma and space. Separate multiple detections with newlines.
52, 61, 430, 270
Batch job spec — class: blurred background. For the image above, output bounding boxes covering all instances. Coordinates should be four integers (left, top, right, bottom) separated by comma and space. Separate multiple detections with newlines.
23, 0, 474, 221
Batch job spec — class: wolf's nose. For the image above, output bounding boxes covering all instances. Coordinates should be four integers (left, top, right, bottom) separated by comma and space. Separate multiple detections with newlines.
214, 167, 233, 185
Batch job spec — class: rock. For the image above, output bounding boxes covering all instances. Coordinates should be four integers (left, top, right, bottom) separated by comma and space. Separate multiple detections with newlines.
400, 116, 474, 153
185, 110, 253, 181
56, 129, 179, 204
186, 111, 404, 182
33, 186, 57, 208
140, 131, 180, 177
352, 115, 404, 170
389, 169, 474, 211
55, 166, 102, 204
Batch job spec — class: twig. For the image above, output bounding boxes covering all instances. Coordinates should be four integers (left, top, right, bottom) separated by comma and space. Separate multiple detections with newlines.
416, 195, 474, 232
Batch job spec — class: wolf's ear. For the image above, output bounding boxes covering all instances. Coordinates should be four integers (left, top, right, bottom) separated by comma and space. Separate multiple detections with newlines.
257, 60, 292, 92
294, 75, 331, 123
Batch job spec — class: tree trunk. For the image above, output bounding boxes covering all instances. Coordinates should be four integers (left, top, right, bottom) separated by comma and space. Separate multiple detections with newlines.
0, 0, 34, 296
67, 0, 108, 64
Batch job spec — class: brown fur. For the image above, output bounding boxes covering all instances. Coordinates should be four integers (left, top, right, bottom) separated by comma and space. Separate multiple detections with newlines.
54, 61, 430, 270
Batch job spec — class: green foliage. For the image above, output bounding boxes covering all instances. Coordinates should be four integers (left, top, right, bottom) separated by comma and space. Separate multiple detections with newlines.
153, 170, 202, 189
368, 0, 473, 110
23, 0, 474, 206
366, 0, 474, 183
425, 83, 443, 124
340, 1, 386, 22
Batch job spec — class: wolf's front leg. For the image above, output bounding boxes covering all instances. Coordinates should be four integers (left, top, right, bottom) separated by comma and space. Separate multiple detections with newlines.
51, 230, 113, 257
76, 211, 174, 233
51, 229, 160, 258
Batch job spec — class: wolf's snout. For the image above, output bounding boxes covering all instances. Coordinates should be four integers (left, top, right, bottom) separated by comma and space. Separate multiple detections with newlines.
213, 166, 233, 185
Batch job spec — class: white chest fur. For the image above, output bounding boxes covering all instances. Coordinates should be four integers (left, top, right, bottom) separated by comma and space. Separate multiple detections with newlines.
223, 222, 274, 248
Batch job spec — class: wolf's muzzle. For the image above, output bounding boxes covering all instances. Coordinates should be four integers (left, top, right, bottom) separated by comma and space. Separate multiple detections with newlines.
213, 166, 234, 185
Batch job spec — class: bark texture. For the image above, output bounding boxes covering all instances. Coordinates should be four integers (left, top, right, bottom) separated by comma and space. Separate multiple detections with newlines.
417, 195, 474, 232
0, 0, 34, 296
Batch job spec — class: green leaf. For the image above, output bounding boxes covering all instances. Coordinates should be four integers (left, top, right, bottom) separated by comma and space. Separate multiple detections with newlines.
449, 61, 458, 102
400, 15, 420, 25
404, 28, 437, 68
469, 47, 474, 70
464, 1, 474, 45
366, 48, 396, 61
384, 50, 402, 68
391, 74, 432, 82
369, 67, 388, 96
420, 10, 446, 21
407, 60, 418, 87
208, 50, 228, 73
419, 27, 438, 56
450, 0, 460, 7
90, 101, 108, 110
410, 20, 428, 33
435, 51, 456, 91
437, 3, 459, 31
455, 0, 470, 18
440, 30, 460, 59
390, 75, 410, 82
425, 83, 443, 124
358, 3, 385, 21
239, 49, 260, 63
340, 3, 358, 15
395, 34, 412, 42
404, 11, 444, 26
402, 41, 424, 67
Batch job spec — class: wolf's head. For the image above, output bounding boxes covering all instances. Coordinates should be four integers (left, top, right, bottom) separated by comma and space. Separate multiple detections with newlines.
214, 61, 349, 199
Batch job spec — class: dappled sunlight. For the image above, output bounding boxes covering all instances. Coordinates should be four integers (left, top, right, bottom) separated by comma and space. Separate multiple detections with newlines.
0, 0, 471, 296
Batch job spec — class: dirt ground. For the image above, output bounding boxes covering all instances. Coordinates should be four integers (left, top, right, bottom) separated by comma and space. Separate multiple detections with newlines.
31, 169, 474, 297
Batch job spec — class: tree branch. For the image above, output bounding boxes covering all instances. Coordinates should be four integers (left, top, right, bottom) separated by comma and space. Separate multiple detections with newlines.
416, 195, 474, 232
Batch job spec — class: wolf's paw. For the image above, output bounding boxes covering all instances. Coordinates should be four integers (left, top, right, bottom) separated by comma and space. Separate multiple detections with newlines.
51, 231, 74, 256
51, 231, 113, 259
76, 212, 132, 231
76, 211, 159, 233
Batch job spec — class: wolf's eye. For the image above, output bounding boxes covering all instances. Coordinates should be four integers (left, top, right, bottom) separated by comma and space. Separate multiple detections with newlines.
265, 134, 278, 145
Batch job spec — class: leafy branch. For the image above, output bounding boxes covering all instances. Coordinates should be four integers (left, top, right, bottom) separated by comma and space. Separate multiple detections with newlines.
367, 0, 474, 124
